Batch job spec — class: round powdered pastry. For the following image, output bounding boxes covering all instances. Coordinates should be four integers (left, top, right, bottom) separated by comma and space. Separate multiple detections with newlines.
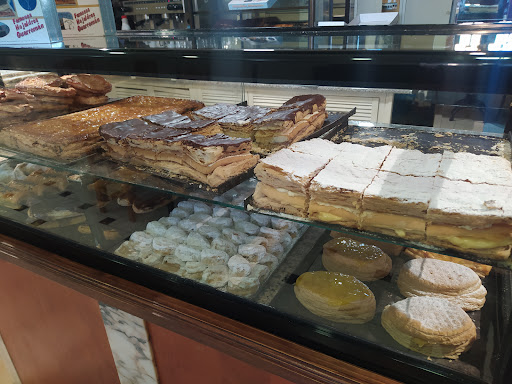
189, 213, 212, 223
170, 207, 189, 219
250, 264, 270, 283
230, 210, 250, 222
165, 227, 186, 243
250, 213, 271, 227
182, 261, 207, 280
146, 221, 167, 237
177, 200, 195, 214
193, 201, 212, 215
178, 219, 201, 232
381, 297, 477, 359
211, 238, 237, 256
228, 255, 252, 277
238, 244, 266, 262
209, 217, 233, 229
198, 224, 222, 241
222, 228, 248, 245
174, 245, 201, 262
397, 259, 487, 311
202, 265, 229, 288
213, 207, 230, 217
158, 216, 180, 228
322, 237, 392, 281
152, 237, 176, 256
234, 221, 260, 236
200, 249, 229, 266
129, 231, 153, 246
185, 232, 210, 250
227, 276, 260, 297
294, 271, 376, 324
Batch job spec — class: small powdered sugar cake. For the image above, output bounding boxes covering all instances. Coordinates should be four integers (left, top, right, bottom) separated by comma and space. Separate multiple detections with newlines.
381, 297, 476, 359
397, 259, 487, 311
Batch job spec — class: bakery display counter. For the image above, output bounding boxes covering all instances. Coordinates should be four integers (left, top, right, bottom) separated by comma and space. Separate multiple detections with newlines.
1, 42, 512, 384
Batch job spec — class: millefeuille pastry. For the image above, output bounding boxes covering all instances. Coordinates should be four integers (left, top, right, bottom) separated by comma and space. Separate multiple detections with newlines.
253, 148, 330, 216
381, 147, 441, 177
0, 96, 204, 160
308, 160, 378, 227
361, 171, 435, 241
217, 105, 271, 139
100, 118, 259, 188
381, 297, 476, 359
288, 138, 342, 160
397, 258, 487, 311
426, 177, 512, 260
322, 237, 392, 281
294, 271, 375, 323
437, 150, 512, 186
334, 143, 392, 170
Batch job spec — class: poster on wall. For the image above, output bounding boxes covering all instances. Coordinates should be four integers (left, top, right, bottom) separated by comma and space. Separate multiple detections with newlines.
0, 0, 62, 46
56, 0, 116, 47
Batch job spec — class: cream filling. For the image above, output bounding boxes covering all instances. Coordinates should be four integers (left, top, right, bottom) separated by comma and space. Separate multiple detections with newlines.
427, 223, 512, 249
360, 211, 426, 237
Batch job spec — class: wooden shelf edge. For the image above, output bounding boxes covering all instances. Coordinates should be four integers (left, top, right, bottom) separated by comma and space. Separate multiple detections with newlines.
0, 234, 401, 384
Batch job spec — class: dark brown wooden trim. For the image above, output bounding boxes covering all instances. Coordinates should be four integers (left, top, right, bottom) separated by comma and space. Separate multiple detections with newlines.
0, 234, 401, 384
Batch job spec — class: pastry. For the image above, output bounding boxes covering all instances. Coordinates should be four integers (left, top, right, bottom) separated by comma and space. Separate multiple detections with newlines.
360, 172, 435, 240
100, 119, 260, 188
227, 255, 252, 277
227, 276, 260, 296
381, 148, 441, 177
330, 231, 404, 257
182, 261, 208, 280
288, 138, 341, 161
294, 271, 376, 324
254, 149, 330, 216
381, 297, 476, 359
146, 221, 168, 237
200, 249, 230, 265
426, 178, 512, 259
238, 244, 266, 262
249, 264, 270, 283
174, 245, 201, 262
437, 151, 512, 187
211, 238, 238, 256
165, 226, 187, 243
334, 143, 392, 170
397, 259, 487, 311
0, 96, 203, 160
403, 248, 492, 278
308, 161, 378, 227
202, 265, 229, 288
322, 237, 392, 281
186, 232, 211, 250
234, 221, 260, 235
217, 105, 271, 138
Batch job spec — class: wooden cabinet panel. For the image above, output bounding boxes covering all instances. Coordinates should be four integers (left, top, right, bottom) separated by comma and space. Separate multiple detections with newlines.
0, 259, 120, 384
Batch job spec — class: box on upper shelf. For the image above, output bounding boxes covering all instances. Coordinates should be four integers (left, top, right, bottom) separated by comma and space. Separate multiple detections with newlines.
228, 0, 278, 11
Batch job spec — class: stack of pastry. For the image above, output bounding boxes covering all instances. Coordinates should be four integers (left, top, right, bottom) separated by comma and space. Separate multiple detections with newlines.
0, 96, 204, 160
381, 297, 476, 359
253, 148, 331, 217
397, 258, 487, 311
252, 95, 327, 152
100, 118, 259, 188
190, 95, 327, 153
61, 74, 112, 106
252, 139, 512, 260
114, 199, 303, 297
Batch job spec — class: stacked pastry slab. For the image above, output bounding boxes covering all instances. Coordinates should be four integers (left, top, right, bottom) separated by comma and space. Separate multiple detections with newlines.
253, 138, 512, 260
190, 94, 328, 153
99, 115, 259, 188
0, 96, 204, 160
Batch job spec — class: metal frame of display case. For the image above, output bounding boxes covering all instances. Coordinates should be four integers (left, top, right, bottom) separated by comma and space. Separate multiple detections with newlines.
0, 38, 512, 384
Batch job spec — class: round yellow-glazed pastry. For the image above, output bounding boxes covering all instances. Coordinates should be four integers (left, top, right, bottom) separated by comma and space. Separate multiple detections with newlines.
322, 237, 392, 281
294, 271, 375, 323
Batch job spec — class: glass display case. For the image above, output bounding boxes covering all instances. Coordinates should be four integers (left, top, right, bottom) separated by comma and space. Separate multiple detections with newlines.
0, 25, 511, 384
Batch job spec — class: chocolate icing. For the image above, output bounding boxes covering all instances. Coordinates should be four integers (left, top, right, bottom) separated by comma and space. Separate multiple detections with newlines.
99, 119, 160, 142
253, 108, 300, 123
282, 94, 325, 111
143, 110, 191, 127
218, 106, 271, 125
193, 104, 241, 120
